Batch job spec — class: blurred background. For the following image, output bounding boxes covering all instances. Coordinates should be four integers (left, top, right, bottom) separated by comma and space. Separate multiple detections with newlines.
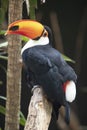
0, 0, 87, 130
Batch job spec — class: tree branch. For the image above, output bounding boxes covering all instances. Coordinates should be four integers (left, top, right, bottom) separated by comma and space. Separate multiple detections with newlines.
24, 86, 52, 130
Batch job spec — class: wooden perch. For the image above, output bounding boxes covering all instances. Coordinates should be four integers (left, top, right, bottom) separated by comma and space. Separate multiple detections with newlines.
24, 86, 52, 130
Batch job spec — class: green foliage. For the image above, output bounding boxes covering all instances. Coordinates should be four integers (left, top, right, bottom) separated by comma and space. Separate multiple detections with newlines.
0, 30, 6, 35
0, 42, 8, 48
62, 54, 75, 63
29, 0, 37, 19
0, 105, 5, 115
0, 0, 75, 61
0, 0, 8, 30
0, 55, 8, 60
0, 1, 75, 129
0, 96, 6, 100
20, 111, 26, 126
21, 36, 29, 42
0, 96, 26, 126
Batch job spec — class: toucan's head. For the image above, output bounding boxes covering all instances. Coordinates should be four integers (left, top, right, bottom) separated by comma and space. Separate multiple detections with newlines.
5, 20, 48, 40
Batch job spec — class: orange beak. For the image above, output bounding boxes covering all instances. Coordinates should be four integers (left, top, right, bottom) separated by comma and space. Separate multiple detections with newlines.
5, 20, 44, 39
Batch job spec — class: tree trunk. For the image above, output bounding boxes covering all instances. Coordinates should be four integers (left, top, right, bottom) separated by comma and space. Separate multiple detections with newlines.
75, 6, 87, 75
50, 11, 64, 53
5, 0, 22, 130
24, 87, 52, 130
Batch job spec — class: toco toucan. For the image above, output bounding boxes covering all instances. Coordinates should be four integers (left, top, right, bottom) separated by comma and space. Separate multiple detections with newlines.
5, 20, 77, 124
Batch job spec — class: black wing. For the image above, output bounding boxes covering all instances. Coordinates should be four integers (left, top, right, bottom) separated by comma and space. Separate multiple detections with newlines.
35, 44, 77, 83
22, 47, 65, 105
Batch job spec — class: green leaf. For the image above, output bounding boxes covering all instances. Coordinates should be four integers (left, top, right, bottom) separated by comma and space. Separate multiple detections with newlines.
20, 111, 26, 121
0, 42, 8, 48
20, 117, 26, 126
20, 111, 26, 126
0, 30, 6, 35
0, 0, 8, 30
21, 36, 29, 42
0, 55, 8, 60
1, 0, 8, 11
29, 0, 37, 19
0, 104, 26, 126
62, 54, 75, 63
0, 105, 6, 115
0, 96, 7, 101
0, 95, 26, 126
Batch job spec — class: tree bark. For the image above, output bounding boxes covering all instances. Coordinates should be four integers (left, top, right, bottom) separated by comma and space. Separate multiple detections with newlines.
50, 11, 64, 53
24, 86, 52, 130
5, 0, 22, 130
75, 6, 87, 75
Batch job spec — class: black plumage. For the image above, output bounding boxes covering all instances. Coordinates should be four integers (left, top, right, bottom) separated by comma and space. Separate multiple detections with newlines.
22, 26, 77, 123
22, 44, 77, 101
6, 20, 77, 124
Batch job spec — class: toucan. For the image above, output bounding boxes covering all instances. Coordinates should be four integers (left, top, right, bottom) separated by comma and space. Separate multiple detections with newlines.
5, 20, 77, 124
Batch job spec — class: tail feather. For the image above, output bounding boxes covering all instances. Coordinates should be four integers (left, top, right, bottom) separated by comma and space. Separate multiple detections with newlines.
52, 103, 61, 120
65, 102, 70, 124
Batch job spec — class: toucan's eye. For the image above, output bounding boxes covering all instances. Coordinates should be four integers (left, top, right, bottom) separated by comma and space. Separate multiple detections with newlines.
43, 30, 48, 37
9, 25, 19, 31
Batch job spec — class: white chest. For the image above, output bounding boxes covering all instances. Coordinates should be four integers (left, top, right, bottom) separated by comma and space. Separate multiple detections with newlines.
21, 37, 49, 55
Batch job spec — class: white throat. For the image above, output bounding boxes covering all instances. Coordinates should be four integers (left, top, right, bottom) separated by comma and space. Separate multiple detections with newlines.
21, 37, 49, 55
